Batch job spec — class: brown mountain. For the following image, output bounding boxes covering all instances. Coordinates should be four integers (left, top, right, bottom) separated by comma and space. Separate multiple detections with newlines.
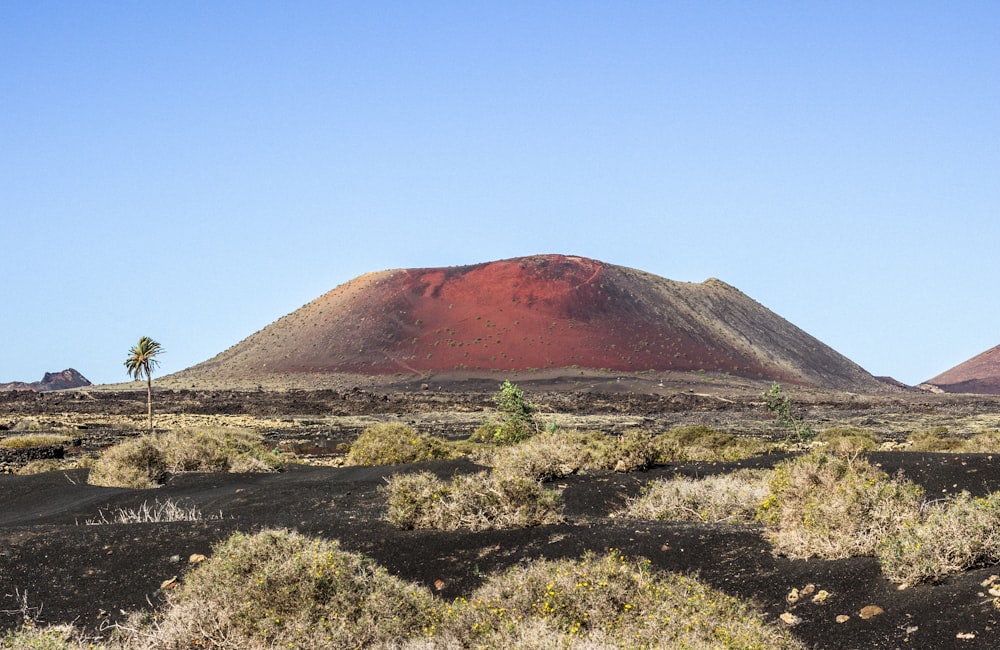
0, 369, 92, 392
173, 254, 883, 390
924, 344, 1000, 394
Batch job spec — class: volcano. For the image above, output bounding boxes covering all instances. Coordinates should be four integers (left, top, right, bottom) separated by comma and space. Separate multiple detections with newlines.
925, 344, 1000, 394
175, 255, 882, 390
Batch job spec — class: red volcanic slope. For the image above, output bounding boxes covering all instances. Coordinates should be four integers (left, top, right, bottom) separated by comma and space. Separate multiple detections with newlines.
181, 255, 881, 389
926, 344, 1000, 394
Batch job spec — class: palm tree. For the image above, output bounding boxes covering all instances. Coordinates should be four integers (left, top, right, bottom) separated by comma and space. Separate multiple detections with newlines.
124, 336, 164, 434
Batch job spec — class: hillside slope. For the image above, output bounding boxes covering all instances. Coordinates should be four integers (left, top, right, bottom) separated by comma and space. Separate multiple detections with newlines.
925, 344, 1000, 394
171, 254, 882, 390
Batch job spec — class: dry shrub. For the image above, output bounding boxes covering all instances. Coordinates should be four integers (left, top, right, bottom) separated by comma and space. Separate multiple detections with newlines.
0, 434, 73, 449
384, 470, 563, 531
619, 469, 774, 524
439, 551, 803, 649
87, 438, 166, 489
115, 529, 440, 649
606, 429, 659, 472
965, 431, 1000, 452
85, 499, 221, 525
86, 429, 282, 489
654, 425, 771, 462
878, 491, 1000, 586
490, 430, 612, 481
815, 426, 879, 453
346, 423, 451, 466
15, 459, 65, 475
158, 427, 284, 473
757, 452, 924, 559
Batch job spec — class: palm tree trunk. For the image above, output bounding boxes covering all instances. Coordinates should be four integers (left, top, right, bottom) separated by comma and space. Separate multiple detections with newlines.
146, 374, 153, 434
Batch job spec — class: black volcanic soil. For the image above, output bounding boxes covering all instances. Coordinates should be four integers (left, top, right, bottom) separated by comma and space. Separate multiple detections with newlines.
4, 387, 1000, 648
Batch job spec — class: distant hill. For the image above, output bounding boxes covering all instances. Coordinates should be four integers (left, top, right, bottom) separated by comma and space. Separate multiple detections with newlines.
924, 344, 1000, 394
0, 369, 91, 392
169, 254, 885, 391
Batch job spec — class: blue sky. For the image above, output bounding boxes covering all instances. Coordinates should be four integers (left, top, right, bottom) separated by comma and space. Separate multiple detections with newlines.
2, 2, 997, 386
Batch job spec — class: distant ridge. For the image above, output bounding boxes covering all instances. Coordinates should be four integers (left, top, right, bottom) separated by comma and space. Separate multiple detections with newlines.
0, 369, 91, 392
924, 344, 1000, 394
172, 254, 884, 390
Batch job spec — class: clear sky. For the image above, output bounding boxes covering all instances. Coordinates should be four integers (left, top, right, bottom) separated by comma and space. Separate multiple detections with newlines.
2, 2, 997, 387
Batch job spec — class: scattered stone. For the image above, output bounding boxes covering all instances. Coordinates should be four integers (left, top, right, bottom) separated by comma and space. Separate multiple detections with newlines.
859, 605, 884, 620
434, 579, 446, 590
800, 583, 816, 597
956, 632, 976, 640
159, 576, 178, 591
836, 615, 851, 624
981, 575, 999, 588
168, 554, 181, 563
188, 553, 207, 564
780, 612, 801, 626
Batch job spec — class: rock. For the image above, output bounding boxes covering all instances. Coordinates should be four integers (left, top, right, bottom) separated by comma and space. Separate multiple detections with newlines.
836, 615, 851, 624
859, 605, 884, 620
811, 589, 831, 604
188, 553, 207, 564
779, 612, 801, 626
956, 632, 976, 639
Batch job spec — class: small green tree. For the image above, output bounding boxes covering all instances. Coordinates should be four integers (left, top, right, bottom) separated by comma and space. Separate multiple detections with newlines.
478, 380, 538, 445
125, 336, 164, 434
763, 383, 814, 442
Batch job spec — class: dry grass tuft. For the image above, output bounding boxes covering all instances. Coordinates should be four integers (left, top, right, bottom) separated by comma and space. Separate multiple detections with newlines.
0, 434, 74, 449
489, 430, 612, 481
618, 469, 773, 524
84, 499, 221, 525
654, 425, 772, 462
383, 470, 563, 531
815, 426, 880, 453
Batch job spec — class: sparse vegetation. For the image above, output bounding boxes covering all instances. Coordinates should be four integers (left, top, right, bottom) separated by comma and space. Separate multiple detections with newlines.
619, 469, 774, 523
383, 470, 563, 530
815, 426, 880, 453
907, 427, 1000, 453
757, 452, 924, 559
345, 423, 451, 466
607, 428, 659, 472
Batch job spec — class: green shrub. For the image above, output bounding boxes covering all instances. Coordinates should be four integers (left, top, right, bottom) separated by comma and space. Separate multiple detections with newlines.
346, 423, 451, 466
473, 381, 539, 445
87, 438, 167, 489
440, 550, 804, 649
878, 491, 1000, 586
115, 529, 441, 649
619, 469, 774, 524
757, 452, 924, 559
384, 470, 563, 531
490, 430, 612, 481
